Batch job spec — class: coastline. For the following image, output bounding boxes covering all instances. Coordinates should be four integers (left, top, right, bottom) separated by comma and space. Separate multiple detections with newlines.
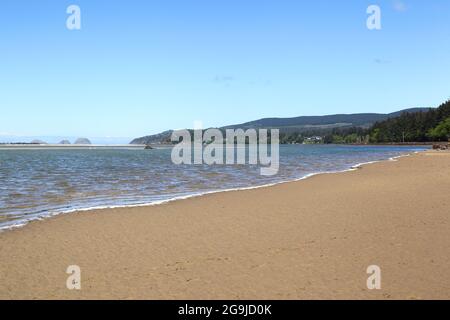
0, 144, 147, 150
1, 150, 449, 299
0, 150, 422, 232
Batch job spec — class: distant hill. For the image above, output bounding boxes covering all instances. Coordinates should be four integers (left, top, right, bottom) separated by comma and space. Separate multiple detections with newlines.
130, 130, 174, 145
369, 101, 450, 143
224, 108, 430, 130
74, 138, 92, 145
130, 108, 431, 144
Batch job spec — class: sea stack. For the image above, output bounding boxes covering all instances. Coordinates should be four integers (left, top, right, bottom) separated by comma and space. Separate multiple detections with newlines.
74, 138, 92, 145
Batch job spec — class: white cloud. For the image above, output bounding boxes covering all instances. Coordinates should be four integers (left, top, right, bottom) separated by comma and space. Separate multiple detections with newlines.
213, 75, 235, 84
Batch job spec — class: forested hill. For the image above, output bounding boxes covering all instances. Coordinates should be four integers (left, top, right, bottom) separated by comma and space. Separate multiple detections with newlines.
224, 108, 428, 130
130, 108, 429, 144
369, 99, 450, 143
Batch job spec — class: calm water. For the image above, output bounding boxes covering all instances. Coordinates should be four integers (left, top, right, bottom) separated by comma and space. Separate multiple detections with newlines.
0, 145, 427, 229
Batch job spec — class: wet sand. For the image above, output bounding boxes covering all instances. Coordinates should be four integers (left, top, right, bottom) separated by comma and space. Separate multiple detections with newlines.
1, 151, 449, 299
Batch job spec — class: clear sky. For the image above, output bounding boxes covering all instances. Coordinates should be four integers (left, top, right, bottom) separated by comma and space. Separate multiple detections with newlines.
1, 0, 449, 141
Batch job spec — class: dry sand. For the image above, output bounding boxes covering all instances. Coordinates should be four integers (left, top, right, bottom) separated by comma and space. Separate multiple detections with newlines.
0, 151, 449, 300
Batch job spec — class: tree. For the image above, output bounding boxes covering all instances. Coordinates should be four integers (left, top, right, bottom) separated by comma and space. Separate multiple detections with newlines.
428, 117, 450, 141
368, 99, 450, 143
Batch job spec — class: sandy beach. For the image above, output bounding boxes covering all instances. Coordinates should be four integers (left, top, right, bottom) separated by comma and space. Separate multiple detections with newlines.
0, 151, 449, 300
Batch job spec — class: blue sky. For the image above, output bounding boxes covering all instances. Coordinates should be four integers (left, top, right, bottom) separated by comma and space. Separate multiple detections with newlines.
1, 0, 449, 142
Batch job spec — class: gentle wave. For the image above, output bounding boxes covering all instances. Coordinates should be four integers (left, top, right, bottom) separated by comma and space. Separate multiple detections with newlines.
0, 147, 423, 232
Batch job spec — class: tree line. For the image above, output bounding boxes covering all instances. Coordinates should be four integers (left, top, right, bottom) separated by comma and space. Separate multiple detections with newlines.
143, 99, 450, 145
280, 99, 450, 144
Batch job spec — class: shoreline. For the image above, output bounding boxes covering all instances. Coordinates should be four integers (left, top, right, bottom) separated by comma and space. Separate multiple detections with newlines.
0, 151, 421, 233
0, 144, 146, 150
1, 150, 449, 299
